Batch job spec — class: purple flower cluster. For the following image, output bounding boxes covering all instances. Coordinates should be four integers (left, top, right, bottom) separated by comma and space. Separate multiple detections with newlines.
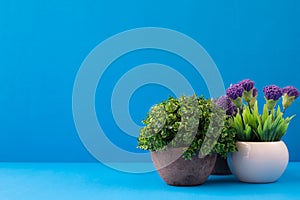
226, 84, 244, 100
252, 88, 258, 97
216, 96, 237, 116
224, 79, 298, 112
263, 85, 282, 101
238, 79, 255, 92
282, 86, 300, 99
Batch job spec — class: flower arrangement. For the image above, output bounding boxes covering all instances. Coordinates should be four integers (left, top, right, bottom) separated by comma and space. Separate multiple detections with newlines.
219, 79, 299, 141
137, 95, 237, 159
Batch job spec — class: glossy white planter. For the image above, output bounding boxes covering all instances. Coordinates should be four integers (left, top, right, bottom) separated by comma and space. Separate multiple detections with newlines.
228, 141, 289, 183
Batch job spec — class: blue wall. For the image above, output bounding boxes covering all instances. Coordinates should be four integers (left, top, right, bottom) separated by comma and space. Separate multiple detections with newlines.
1, 0, 300, 161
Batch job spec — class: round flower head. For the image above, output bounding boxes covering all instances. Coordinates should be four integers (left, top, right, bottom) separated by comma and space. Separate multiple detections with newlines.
252, 88, 258, 97
231, 105, 238, 116
238, 79, 256, 104
263, 85, 282, 110
248, 87, 258, 108
282, 86, 300, 110
226, 84, 244, 100
263, 85, 282, 101
282, 86, 300, 99
238, 79, 255, 92
226, 84, 244, 109
216, 96, 237, 116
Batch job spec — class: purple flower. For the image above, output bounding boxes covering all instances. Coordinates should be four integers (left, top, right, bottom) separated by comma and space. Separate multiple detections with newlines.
216, 96, 237, 116
238, 79, 255, 92
282, 86, 299, 109
252, 88, 258, 97
226, 84, 244, 100
263, 85, 282, 101
282, 86, 300, 99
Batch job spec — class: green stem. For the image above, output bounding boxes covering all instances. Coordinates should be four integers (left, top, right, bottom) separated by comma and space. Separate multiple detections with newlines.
247, 101, 252, 114
238, 108, 245, 130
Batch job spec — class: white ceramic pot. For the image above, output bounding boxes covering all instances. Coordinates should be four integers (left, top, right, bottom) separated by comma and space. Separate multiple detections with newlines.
228, 141, 289, 183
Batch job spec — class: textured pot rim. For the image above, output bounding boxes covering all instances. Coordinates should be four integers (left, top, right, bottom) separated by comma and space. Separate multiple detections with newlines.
151, 147, 186, 152
151, 147, 216, 157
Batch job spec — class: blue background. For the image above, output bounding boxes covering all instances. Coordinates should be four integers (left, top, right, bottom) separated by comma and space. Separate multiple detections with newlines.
0, 0, 299, 162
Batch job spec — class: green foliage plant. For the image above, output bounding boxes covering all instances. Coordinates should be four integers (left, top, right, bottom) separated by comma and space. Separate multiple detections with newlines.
137, 95, 237, 160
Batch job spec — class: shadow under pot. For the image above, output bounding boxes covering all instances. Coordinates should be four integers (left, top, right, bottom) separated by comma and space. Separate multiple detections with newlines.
211, 155, 232, 175
151, 147, 217, 186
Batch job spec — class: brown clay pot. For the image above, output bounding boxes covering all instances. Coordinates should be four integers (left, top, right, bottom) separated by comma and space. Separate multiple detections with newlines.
211, 155, 232, 175
151, 147, 217, 186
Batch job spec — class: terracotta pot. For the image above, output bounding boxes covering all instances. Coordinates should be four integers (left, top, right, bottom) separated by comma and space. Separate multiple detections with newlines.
228, 141, 289, 183
151, 147, 217, 186
211, 155, 232, 175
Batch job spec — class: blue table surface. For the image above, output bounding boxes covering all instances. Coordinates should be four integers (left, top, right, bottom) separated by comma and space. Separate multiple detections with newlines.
0, 162, 299, 200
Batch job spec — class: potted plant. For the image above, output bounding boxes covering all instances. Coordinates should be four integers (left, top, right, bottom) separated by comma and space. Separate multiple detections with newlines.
137, 94, 236, 186
224, 79, 299, 183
